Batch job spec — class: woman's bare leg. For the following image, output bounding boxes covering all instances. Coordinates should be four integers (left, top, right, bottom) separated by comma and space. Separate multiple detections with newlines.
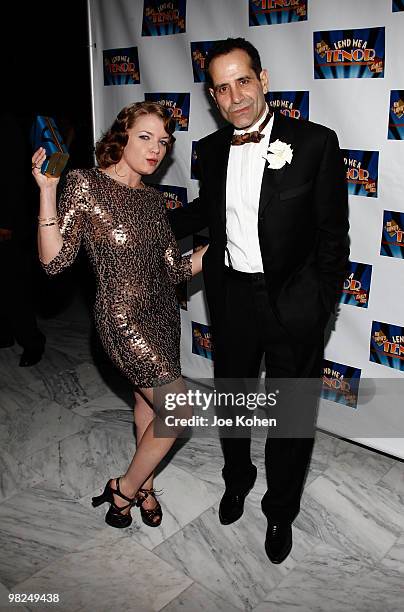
110, 377, 190, 513
131, 390, 159, 516
133, 390, 155, 485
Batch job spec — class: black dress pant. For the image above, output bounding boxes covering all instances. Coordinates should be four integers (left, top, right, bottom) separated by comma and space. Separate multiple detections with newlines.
0, 240, 45, 351
214, 267, 324, 523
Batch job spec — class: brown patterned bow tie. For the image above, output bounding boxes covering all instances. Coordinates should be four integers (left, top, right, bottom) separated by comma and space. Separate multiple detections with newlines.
231, 111, 272, 146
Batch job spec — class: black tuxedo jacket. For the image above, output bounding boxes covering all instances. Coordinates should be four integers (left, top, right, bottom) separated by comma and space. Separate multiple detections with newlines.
169, 112, 350, 340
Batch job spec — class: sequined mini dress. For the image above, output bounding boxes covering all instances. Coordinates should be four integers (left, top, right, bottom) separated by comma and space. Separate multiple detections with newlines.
42, 168, 192, 387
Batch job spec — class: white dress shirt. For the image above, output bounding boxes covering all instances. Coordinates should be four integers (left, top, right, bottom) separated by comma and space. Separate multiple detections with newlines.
225, 106, 274, 272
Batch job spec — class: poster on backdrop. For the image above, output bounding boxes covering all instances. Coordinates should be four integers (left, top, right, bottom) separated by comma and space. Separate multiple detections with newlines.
342, 149, 379, 197
266, 91, 309, 120
249, 0, 308, 26
103, 47, 140, 85
380, 211, 404, 259
192, 322, 214, 361
144, 93, 190, 131
340, 262, 372, 309
191, 41, 218, 82
370, 322, 404, 372
153, 184, 189, 210
313, 27, 385, 79
388, 91, 404, 140
321, 359, 361, 410
142, 0, 186, 36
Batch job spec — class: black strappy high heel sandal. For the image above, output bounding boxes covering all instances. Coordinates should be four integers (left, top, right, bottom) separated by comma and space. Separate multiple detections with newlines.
136, 488, 163, 527
91, 477, 136, 528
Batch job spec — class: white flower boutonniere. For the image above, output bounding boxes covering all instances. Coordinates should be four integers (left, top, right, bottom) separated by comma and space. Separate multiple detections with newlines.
264, 139, 293, 170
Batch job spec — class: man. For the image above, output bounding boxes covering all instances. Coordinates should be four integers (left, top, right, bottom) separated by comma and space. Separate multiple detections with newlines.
169, 38, 349, 563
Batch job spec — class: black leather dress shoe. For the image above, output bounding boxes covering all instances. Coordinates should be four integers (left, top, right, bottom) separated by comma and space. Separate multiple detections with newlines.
264, 521, 292, 564
219, 481, 257, 525
219, 490, 249, 525
19, 347, 44, 367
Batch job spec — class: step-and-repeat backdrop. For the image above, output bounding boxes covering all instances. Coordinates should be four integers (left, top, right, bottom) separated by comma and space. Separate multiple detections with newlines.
88, 0, 404, 458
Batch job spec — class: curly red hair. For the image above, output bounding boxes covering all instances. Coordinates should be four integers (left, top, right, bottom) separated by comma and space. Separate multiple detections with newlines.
95, 101, 176, 168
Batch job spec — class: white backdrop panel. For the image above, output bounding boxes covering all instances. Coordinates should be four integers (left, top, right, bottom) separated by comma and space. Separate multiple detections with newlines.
88, 0, 404, 458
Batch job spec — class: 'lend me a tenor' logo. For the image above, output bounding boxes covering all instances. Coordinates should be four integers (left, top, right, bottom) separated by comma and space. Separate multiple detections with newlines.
249, 0, 307, 26
142, 0, 186, 36
153, 184, 188, 210
388, 91, 404, 140
191, 41, 219, 83
321, 360, 361, 409
342, 149, 379, 197
192, 322, 214, 360
393, 0, 404, 12
144, 93, 190, 131
314, 27, 385, 79
266, 91, 309, 120
370, 322, 404, 372
380, 211, 404, 259
340, 262, 372, 308
103, 48, 140, 86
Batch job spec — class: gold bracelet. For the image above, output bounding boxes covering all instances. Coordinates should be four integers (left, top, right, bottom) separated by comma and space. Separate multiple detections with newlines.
39, 221, 58, 227
38, 215, 57, 222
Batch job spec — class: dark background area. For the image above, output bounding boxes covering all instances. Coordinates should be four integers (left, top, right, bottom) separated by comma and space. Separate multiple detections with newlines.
7, 1, 94, 168
2, 1, 95, 319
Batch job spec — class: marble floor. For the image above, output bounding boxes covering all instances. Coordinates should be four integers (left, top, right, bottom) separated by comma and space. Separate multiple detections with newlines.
1, 297, 404, 612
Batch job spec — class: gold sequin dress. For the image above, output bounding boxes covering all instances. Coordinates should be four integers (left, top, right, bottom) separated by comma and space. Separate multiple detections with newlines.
42, 168, 192, 387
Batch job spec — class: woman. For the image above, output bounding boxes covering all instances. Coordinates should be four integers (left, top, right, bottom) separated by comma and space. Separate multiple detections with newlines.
32, 101, 207, 529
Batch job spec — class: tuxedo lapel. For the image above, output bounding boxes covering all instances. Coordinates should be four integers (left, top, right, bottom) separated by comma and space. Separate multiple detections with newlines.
258, 112, 294, 218
215, 126, 233, 225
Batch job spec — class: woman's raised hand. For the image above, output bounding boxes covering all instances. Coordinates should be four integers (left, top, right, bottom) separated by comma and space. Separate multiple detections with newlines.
31, 147, 60, 189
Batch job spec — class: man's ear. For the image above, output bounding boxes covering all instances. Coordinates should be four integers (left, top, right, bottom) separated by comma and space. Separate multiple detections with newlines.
209, 88, 218, 107
260, 69, 269, 95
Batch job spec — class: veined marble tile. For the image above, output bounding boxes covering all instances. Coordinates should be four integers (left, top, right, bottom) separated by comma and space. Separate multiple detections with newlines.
253, 542, 404, 612
71, 392, 133, 425
381, 534, 404, 574
0, 447, 48, 504
322, 437, 396, 487
81, 462, 222, 550
165, 434, 224, 474
309, 429, 340, 471
18, 443, 64, 493
0, 382, 49, 410
326, 468, 404, 536
27, 362, 118, 411
377, 462, 404, 503
0, 581, 30, 612
162, 582, 241, 612
191, 457, 228, 489
0, 345, 79, 391
11, 530, 193, 612
0, 393, 88, 462
295, 472, 400, 563
30, 422, 136, 499
154, 503, 318, 610
190, 448, 271, 499
0, 450, 20, 502
0, 486, 102, 589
